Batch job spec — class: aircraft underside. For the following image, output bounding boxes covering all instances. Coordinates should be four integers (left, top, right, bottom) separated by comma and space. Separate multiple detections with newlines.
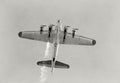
18, 20, 96, 72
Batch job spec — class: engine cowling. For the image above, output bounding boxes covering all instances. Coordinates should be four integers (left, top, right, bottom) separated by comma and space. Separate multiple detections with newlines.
40, 25, 46, 34
72, 28, 78, 38
48, 24, 55, 38
63, 26, 70, 42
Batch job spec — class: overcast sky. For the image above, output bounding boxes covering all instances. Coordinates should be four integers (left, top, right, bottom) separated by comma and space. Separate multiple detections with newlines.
0, 0, 120, 83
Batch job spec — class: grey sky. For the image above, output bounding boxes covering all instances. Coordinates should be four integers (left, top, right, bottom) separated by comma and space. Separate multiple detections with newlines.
0, 0, 120, 83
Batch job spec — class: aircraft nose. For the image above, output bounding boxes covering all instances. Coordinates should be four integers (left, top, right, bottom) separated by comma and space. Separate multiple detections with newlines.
92, 40, 96, 45
18, 32, 22, 37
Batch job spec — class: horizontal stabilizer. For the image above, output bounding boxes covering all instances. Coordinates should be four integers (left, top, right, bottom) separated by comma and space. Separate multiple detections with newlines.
37, 60, 70, 69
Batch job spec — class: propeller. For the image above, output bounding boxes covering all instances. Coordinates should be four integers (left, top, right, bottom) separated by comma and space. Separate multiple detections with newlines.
64, 25, 70, 33
48, 24, 55, 27
48, 24, 55, 38
62, 26, 70, 42
64, 25, 70, 29
40, 25, 46, 34
72, 28, 78, 38
48, 24, 55, 32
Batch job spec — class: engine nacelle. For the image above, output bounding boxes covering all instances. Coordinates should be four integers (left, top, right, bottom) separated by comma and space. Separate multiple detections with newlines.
63, 26, 70, 42
40, 25, 46, 34
48, 24, 55, 38
72, 28, 78, 38
64, 26, 70, 33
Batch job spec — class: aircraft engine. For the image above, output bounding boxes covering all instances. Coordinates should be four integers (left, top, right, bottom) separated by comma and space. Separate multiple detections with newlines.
40, 25, 46, 34
63, 26, 70, 42
72, 28, 78, 38
48, 24, 55, 38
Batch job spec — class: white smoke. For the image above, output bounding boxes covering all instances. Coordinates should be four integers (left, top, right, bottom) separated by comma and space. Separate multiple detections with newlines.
39, 42, 52, 83
39, 66, 47, 83
44, 42, 51, 58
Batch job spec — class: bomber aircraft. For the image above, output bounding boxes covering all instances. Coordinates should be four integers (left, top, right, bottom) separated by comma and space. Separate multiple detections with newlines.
18, 20, 96, 72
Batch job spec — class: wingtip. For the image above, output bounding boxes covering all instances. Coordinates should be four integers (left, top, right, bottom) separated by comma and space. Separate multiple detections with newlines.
92, 40, 96, 45
18, 32, 22, 37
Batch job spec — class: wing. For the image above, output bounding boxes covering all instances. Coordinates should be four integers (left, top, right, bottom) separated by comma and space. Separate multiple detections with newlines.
18, 30, 96, 45
59, 31, 96, 45
18, 30, 55, 43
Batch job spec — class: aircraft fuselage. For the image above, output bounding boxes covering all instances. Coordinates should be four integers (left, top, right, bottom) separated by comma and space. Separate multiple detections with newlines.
51, 20, 61, 72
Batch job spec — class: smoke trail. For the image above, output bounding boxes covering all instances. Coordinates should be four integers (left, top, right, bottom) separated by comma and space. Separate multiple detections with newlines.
44, 42, 53, 58
40, 66, 47, 83
39, 42, 51, 82
44, 42, 51, 58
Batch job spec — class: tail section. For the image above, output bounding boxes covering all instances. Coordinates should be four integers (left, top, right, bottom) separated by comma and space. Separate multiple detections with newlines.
37, 60, 70, 69
51, 58, 55, 72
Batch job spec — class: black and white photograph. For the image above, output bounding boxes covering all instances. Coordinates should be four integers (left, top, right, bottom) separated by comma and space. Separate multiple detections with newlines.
0, 0, 120, 83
